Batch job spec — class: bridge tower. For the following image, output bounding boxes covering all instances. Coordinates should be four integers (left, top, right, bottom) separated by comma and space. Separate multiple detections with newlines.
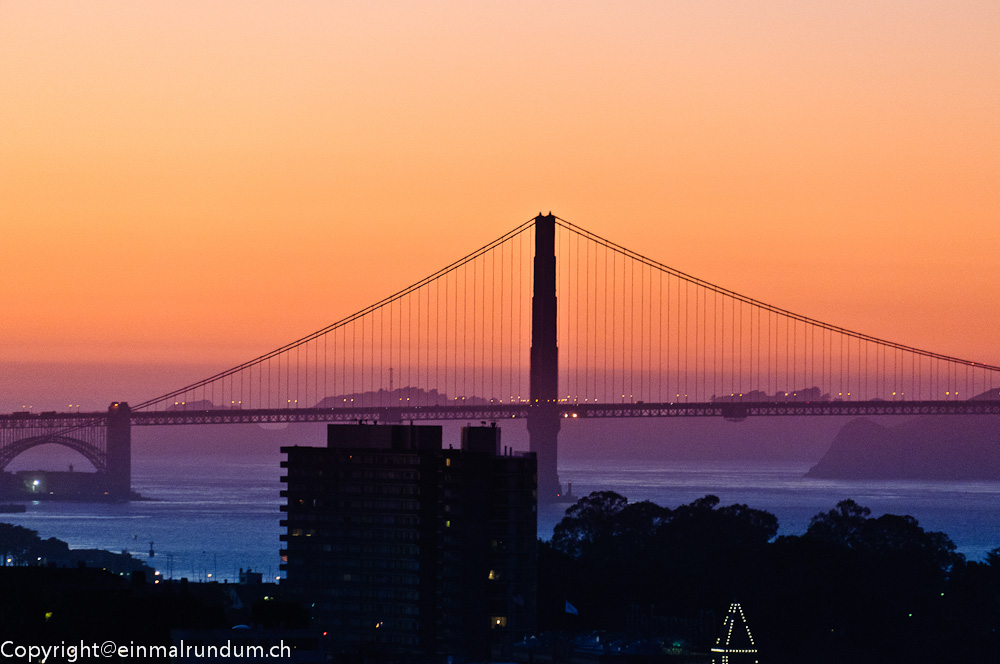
529, 213, 563, 500
106, 402, 132, 499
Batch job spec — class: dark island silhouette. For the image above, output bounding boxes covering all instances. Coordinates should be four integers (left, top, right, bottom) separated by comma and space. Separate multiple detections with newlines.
807, 389, 1000, 480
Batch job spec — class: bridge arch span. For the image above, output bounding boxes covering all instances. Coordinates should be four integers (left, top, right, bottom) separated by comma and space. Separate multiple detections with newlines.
0, 435, 107, 473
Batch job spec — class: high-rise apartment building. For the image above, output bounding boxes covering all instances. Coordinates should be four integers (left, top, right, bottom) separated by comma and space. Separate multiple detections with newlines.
280, 423, 537, 660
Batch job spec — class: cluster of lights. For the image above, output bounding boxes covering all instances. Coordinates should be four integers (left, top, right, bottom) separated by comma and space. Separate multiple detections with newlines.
156, 383, 987, 415
454, 396, 531, 403
710, 602, 758, 663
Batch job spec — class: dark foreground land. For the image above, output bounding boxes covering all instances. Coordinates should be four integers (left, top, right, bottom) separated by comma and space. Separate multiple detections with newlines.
3, 493, 1000, 663
538, 491, 1000, 663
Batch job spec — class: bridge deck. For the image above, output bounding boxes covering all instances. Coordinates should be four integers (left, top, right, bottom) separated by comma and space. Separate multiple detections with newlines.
2, 400, 998, 429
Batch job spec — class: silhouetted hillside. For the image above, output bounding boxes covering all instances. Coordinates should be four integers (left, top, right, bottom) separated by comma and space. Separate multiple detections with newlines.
806, 413, 1000, 480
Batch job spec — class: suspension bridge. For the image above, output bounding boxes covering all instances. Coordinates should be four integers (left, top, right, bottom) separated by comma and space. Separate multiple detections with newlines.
2, 214, 998, 500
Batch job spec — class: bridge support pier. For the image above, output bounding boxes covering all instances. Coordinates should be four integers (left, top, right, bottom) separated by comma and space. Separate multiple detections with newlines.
106, 402, 132, 499
527, 405, 562, 500
530, 213, 563, 501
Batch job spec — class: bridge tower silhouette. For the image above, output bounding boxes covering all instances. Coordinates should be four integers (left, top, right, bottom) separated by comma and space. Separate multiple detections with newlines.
106, 402, 132, 499
3, 211, 1000, 503
528, 213, 562, 497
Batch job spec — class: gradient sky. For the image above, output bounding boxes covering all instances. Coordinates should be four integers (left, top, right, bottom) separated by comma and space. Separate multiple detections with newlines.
2, 1, 998, 411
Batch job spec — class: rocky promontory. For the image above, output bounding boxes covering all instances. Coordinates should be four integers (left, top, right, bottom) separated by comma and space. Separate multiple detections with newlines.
806, 414, 1000, 480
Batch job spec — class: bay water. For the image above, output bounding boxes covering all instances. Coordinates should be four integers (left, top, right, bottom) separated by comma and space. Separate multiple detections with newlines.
3, 454, 998, 582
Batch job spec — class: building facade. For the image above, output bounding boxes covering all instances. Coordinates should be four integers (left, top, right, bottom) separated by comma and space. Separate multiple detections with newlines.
280, 423, 537, 660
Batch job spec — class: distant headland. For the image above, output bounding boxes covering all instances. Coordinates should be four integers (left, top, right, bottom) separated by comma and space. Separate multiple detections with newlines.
807, 401, 1000, 480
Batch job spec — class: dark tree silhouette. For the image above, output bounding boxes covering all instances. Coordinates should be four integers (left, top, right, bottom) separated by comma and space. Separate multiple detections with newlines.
551, 490, 629, 557
0, 523, 40, 565
756, 500, 965, 663
804, 498, 871, 547
539, 494, 1000, 663
544, 492, 777, 640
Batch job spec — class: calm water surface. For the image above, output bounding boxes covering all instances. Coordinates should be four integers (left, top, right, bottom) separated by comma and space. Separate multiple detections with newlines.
4, 455, 998, 581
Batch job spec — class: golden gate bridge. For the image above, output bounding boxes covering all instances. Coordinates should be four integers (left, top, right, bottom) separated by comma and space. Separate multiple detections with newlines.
2, 214, 999, 500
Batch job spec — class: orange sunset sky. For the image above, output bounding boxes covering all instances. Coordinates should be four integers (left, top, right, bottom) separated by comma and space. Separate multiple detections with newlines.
2, 1, 998, 411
